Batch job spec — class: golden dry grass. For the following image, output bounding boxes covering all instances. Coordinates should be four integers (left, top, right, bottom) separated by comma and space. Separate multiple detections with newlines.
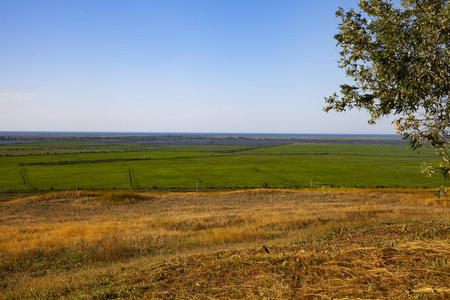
0, 188, 449, 299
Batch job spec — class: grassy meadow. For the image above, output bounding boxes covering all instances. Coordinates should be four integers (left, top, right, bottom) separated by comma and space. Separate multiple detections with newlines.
1, 137, 449, 298
0, 139, 445, 190
1, 189, 449, 299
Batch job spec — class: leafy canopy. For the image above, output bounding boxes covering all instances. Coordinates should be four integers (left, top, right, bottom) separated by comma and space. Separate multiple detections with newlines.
325, 0, 450, 183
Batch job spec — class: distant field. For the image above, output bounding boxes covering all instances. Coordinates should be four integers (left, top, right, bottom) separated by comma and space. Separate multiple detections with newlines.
0, 138, 444, 190
1, 189, 449, 299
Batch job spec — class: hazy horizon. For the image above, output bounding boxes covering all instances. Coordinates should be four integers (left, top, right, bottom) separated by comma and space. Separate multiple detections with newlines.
0, 130, 399, 137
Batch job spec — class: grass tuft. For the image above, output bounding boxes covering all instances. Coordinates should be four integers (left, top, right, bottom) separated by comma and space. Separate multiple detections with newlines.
96, 190, 153, 204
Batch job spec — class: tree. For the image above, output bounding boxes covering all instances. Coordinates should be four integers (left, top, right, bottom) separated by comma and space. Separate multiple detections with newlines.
325, 0, 450, 193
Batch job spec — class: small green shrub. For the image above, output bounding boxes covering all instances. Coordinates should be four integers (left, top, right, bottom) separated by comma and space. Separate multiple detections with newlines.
97, 191, 150, 204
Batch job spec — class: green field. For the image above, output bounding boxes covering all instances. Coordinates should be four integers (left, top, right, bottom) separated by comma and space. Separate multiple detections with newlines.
0, 140, 444, 190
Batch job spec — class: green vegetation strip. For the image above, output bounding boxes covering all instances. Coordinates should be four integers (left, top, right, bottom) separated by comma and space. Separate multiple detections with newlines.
0, 142, 444, 190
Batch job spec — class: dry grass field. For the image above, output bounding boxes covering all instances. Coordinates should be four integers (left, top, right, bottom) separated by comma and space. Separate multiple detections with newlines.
1, 189, 449, 299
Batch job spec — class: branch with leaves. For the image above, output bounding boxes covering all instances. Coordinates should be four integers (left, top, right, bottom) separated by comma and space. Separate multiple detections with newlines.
325, 0, 450, 193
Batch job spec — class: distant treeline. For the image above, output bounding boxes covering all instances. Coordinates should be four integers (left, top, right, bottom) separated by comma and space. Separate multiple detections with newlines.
1, 133, 407, 146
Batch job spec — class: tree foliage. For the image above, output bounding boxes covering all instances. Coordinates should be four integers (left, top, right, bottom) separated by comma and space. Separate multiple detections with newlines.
325, 0, 450, 184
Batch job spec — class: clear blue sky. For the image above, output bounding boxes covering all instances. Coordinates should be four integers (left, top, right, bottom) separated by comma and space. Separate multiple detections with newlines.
0, 0, 395, 134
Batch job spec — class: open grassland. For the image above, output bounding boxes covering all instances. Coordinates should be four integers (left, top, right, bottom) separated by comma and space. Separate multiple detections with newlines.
1, 189, 449, 299
0, 141, 444, 190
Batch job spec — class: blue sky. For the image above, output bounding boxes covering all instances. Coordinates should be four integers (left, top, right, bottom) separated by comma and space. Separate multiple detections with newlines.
0, 0, 395, 134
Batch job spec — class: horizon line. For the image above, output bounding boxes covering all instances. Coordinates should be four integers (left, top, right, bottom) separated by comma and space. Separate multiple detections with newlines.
0, 130, 400, 137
